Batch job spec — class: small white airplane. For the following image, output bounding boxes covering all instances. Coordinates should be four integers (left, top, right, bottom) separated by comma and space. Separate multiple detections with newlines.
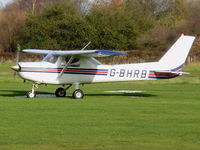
11, 34, 195, 99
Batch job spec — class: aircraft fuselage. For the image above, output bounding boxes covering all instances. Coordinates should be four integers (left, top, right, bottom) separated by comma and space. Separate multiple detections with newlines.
18, 61, 180, 85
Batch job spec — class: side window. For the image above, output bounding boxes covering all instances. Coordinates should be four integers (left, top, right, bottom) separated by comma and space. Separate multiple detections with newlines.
61, 57, 80, 67
61, 57, 70, 66
70, 58, 80, 67
48, 56, 58, 63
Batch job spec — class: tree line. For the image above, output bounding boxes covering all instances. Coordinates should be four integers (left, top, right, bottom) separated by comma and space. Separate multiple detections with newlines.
0, 0, 199, 52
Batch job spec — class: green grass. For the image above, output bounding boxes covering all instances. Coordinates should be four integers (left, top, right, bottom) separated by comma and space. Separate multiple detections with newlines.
1, 63, 200, 150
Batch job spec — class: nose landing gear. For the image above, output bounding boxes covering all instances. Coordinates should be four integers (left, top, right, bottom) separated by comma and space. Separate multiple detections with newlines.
26, 83, 38, 98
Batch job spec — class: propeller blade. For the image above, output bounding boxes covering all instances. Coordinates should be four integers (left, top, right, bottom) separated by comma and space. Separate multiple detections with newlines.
16, 44, 21, 65
13, 44, 21, 78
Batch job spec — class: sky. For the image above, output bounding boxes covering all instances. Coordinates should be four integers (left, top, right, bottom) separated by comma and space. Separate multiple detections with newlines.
0, 0, 13, 7
0, 0, 97, 7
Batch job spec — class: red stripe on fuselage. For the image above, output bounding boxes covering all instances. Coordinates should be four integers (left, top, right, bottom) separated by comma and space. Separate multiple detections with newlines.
22, 68, 61, 72
65, 70, 107, 74
21, 68, 108, 74
149, 73, 177, 77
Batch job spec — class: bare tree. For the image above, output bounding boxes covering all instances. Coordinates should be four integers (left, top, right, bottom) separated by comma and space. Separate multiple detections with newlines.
32, 0, 37, 15
0, 1, 26, 52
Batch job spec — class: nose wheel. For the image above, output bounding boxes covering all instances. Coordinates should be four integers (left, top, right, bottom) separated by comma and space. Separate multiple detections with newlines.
27, 91, 36, 98
26, 83, 38, 98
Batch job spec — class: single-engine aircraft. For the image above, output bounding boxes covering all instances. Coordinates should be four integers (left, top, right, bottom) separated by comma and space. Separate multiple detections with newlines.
11, 34, 195, 99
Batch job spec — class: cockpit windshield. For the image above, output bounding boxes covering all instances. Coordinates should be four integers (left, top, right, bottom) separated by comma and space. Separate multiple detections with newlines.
42, 53, 58, 64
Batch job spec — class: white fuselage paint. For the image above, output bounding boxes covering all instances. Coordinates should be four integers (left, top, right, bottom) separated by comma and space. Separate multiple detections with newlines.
17, 60, 179, 85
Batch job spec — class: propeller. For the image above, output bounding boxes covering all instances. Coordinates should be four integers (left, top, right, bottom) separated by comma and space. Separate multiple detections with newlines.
16, 44, 21, 65
11, 44, 21, 77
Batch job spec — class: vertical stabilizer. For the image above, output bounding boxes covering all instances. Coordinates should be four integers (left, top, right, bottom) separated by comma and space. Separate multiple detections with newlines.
159, 35, 195, 69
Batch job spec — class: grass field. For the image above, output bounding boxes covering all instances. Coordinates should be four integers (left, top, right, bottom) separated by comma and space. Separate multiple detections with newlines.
1, 63, 200, 150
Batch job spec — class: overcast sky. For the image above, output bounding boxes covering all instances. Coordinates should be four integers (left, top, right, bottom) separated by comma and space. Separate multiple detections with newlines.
0, 0, 193, 8
0, 0, 13, 7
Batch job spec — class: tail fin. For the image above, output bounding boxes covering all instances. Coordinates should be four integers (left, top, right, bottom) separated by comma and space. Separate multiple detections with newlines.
159, 34, 195, 70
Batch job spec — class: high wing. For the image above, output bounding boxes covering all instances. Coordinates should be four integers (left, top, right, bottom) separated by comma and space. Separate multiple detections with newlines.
22, 49, 126, 57
23, 49, 126, 78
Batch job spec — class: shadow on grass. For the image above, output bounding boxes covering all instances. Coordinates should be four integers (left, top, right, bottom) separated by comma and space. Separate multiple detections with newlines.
0, 90, 52, 97
86, 93, 156, 98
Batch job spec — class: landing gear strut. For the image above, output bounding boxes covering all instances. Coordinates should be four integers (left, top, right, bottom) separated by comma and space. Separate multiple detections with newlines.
27, 83, 38, 98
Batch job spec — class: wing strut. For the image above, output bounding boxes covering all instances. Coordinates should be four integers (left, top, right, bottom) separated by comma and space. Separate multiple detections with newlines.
57, 56, 74, 78
81, 41, 91, 51
57, 41, 91, 78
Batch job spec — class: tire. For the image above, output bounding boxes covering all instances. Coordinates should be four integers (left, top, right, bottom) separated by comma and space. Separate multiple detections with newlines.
55, 88, 66, 97
27, 91, 36, 98
73, 89, 84, 99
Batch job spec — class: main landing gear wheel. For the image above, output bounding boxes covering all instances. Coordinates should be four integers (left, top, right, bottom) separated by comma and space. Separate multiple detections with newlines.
27, 91, 36, 98
73, 89, 84, 99
55, 88, 66, 97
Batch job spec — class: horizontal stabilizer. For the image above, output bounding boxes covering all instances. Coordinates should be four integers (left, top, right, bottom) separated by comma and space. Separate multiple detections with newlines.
22, 49, 126, 57
153, 70, 189, 75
